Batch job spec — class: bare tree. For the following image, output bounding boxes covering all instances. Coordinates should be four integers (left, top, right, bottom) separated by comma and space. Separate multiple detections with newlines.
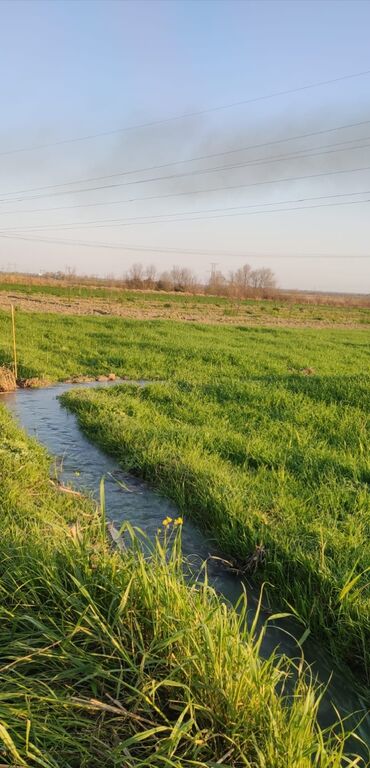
144, 264, 157, 289
249, 268, 276, 289
170, 266, 197, 292
235, 264, 252, 294
64, 265, 77, 282
207, 269, 227, 296
157, 270, 173, 291
127, 262, 144, 288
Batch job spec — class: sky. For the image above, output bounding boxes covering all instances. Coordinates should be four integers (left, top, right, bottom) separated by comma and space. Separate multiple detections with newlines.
0, 0, 370, 292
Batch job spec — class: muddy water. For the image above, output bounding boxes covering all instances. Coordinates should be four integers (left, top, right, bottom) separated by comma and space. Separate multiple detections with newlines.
3, 382, 369, 749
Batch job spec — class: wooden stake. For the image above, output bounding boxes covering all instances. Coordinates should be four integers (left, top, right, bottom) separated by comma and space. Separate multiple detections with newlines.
11, 304, 18, 381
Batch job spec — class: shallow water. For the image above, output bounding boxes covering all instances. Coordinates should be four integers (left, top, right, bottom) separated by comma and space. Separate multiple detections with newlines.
3, 382, 369, 748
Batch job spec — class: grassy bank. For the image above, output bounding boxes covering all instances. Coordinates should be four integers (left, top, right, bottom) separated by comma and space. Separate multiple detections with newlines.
1, 310, 369, 677
61, 379, 370, 684
0, 404, 365, 767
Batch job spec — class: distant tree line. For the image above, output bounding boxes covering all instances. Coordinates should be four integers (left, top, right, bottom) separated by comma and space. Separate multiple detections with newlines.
123, 262, 277, 297
4, 261, 277, 298
3, 266, 369, 306
25, 261, 277, 297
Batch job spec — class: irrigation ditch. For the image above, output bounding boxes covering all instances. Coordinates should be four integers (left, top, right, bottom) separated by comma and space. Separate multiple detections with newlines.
1, 379, 369, 754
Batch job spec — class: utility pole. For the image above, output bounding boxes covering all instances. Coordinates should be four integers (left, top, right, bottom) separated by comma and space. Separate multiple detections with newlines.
210, 262, 219, 280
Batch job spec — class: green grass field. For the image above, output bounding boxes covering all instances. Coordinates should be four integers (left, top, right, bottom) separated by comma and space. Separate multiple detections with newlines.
0, 309, 369, 684
62, 355, 370, 682
1, 404, 364, 766
0, 308, 369, 380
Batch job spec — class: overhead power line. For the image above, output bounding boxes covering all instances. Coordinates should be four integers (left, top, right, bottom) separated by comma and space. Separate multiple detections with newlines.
2, 142, 370, 206
1, 163, 370, 216
0, 232, 276, 256
2, 195, 370, 238
2, 118, 370, 200
121, 196, 370, 226
2, 162, 370, 218
2, 130, 370, 203
2, 188, 370, 234
1, 231, 369, 258
1, 67, 370, 157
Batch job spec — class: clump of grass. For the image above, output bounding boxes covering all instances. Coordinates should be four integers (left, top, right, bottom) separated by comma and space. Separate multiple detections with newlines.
0, 405, 366, 766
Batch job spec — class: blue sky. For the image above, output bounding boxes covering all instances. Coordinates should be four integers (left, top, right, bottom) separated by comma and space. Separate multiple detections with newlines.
1, 0, 370, 291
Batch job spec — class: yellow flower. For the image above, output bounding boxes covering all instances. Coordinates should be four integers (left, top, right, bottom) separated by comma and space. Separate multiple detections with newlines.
162, 516, 173, 527
174, 517, 183, 526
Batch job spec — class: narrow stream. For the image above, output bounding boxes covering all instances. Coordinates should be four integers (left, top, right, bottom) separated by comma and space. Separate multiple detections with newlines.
2, 382, 369, 750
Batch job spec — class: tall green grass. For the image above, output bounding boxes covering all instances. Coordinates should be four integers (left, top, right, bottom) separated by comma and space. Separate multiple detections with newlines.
62, 375, 370, 684
0, 312, 368, 677
0, 405, 366, 766
0, 310, 369, 383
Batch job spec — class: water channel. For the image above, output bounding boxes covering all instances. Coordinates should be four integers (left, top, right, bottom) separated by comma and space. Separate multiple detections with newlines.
2, 381, 369, 754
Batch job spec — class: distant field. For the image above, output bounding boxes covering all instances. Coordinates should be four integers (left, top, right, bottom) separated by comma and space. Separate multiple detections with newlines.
0, 308, 369, 681
0, 279, 369, 327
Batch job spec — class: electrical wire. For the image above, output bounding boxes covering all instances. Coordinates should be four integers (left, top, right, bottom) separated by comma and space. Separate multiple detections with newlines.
1, 231, 369, 258
2, 133, 370, 204
1, 67, 370, 157
2, 163, 370, 227
2, 188, 370, 233
2, 119, 370, 200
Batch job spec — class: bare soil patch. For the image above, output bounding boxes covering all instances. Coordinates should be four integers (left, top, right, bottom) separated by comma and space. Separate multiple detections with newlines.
0, 290, 368, 329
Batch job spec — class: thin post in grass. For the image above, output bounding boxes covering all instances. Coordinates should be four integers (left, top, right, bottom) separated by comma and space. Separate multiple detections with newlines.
99, 476, 106, 541
11, 304, 18, 381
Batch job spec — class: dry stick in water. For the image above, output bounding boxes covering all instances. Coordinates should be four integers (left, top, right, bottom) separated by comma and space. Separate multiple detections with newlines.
11, 304, 17, 380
